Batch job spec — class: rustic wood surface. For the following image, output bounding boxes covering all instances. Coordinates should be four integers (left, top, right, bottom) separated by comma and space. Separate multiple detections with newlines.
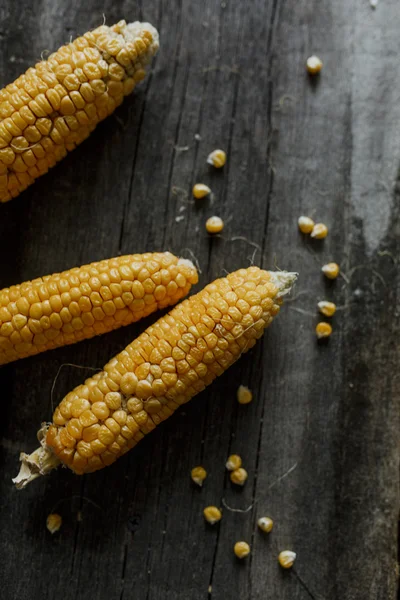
0, 1, 399, 599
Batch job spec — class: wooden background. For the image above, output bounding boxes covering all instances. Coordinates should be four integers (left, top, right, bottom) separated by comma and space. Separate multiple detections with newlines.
0, 1, 399, 598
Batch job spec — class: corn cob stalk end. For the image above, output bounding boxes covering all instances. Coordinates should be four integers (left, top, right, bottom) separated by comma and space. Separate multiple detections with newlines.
13, 423, 60, 489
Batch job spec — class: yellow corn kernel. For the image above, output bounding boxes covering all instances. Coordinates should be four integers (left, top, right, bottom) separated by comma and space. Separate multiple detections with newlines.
237, 385, 252, 405
191, 465, 207, 487
316, 321, 332, 339
206, 216, 224, 234
0, 21, 159, 203
306, 55, 323, 75
310, 223, 328, 239
207, 149, 226, 168
203, 506, 222, 524
46, 513, 62, 534
317, 301, 336, 317
0, 253, 198, 365
234, 541, 250, 559
257, 516, 273, 533
230, 467, 248, 486
278, 550, 296, 569
14, 267, 298, 485
192, 183, 211, 199
298, 216, 315, 234
225, 454, 242, 471
321, 262, 340, 279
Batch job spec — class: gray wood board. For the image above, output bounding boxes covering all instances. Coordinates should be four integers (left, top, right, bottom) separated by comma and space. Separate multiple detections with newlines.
0, 1, 398, 599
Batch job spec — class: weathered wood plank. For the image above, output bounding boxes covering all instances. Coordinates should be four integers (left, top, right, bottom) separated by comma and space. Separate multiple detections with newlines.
0, 1, 398, 599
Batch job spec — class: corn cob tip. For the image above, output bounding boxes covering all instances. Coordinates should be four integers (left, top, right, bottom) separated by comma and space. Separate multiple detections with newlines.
269, 271, 298, 297
177, 257, 196, 271
120, 21, 160, 57
13, 424, 60, 489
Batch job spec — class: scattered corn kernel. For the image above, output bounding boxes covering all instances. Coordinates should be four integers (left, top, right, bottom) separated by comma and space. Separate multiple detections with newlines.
317, 301, 337, 317
191, 465, 207, 487
203, 506, 222, 524
316, 322, 332, 339
234, 541, 251, 559
257, 516, 274, 533
206, 216, 224, 234
226, 454, 242, 471
230, 467, 248, 486
310, 223, 328, 239
306, 55, 323, 75
278, 550, 297, 569
237, 384, 252, 404
298, 216, 315, 234
207, 149, 226, 168
321, 262, 340, 279
46, 513, 62, 534
193, 183, 211, 199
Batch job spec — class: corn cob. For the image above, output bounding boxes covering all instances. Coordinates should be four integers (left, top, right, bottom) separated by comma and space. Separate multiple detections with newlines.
0, 252, 198, 365
13, 267, 297, 488
0, 20, 159, 202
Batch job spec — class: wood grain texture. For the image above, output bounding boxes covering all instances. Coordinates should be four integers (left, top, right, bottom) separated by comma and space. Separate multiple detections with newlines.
0, 1, 399, 599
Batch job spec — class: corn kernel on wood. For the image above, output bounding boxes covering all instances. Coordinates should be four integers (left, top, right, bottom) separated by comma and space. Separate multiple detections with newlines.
13, 267, 297, 488
46, 513, 62, 534
316, 321, 332, 339
237, 384, 252, 404
207, 149, 226, 168
298, 216, 315, 234
206, 216, 224, 234
306, 55, 323, 75
192, 184, 211, 199
278, 550, 296, 568
0, 252, 197, 365
311, 223, 328, 239
230, 467, 248, 486
0, 20, 159, 203
191, 465, 207, 486
257, 516, 273, 533
225, 454, 242, 471
321, 262, 340, 279
234, 541, 250, 559
203, 506, 222, 524
317, 300, 336, 317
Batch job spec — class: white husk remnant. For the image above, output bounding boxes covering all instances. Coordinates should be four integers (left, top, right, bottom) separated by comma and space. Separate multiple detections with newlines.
177, 257, 196, 270
269, 271, 298, 297
12, 423, 60, 490
108, 21, 159, 65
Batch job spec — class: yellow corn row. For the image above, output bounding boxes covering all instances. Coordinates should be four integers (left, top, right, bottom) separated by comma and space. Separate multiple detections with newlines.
0, 20, 159, 202
0, 252, 198, 365
13, 267, 297, 488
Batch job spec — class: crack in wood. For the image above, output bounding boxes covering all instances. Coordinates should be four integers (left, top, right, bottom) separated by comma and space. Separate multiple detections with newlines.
119, 544, 128, 600
118, 74, 153, 254
161, 54, 192, 249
